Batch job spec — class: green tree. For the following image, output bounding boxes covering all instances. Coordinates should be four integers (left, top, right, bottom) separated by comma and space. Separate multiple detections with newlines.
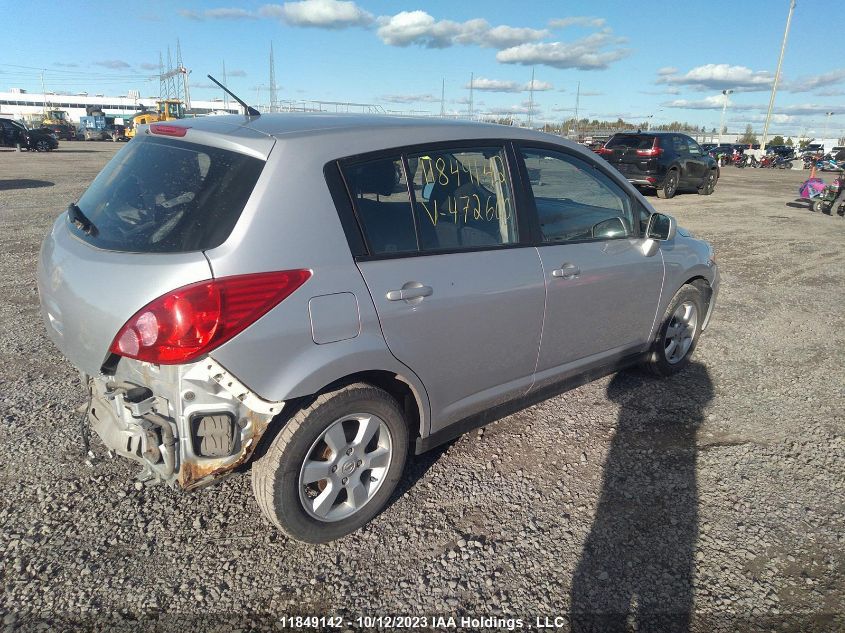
739, 124, 758, 144
771, 135, 785, 145
785, 137, 793, 146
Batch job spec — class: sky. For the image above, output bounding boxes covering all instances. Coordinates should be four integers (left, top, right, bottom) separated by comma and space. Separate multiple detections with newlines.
1, 0, 842, 137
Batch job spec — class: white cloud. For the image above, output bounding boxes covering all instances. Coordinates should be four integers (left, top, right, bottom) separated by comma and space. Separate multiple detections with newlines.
549, 16, 606, 28
468, 77, 522, 92
464, 77, 554, 93
663, 95, 737, 110
376, 11, 547, 49
788, 68, 845, 93
657, 66, 677, 76
228, 69, 247, 77
381, 93, 440, 103
814, 89, 845, 97
657, 64, 774, 92
93, 59, 131, 69
259, 0, 373, 28
663, 96, 845, 119
496, 31, 629, 70
526, 79, 554, 91
376, 11, 457, 48
178, 7, 256, 20
205, 7, 255, 19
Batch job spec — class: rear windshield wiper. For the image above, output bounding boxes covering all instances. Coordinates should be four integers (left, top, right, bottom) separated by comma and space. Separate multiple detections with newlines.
68, 203, 98, 237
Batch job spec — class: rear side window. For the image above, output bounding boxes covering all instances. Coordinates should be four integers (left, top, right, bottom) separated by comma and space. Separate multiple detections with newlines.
73, 136, 264, 253
407, 147, 517, 251
343, 157, 417, 255
340, 144, 518, 256
605, 134, 656, 150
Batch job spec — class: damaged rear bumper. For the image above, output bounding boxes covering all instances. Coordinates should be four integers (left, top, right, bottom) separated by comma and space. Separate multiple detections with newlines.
86, 357, 283, 490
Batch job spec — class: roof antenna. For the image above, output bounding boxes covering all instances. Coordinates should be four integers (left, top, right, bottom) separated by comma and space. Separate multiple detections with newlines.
207, 74, 260, 116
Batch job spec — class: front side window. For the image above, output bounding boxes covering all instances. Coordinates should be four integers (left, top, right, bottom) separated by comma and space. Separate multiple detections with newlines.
520, 148, 634, 243
407, 147, 518, 251
687, 137, 703, 156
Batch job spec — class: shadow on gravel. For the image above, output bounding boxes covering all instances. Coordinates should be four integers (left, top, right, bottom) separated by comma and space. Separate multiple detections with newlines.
570, 362, 713, 632
387, 442, 452, 508
0, 178, 54, 191
785, 199, 812, 210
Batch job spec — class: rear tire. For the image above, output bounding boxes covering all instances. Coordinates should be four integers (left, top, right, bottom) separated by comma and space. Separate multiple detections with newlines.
251, 383, 408, 543
656, 170, 679, 199
643, 285, 704, 377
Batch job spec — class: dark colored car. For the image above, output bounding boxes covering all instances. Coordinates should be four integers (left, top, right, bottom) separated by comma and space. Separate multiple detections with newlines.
598, 132, 719, 199
41, 123, 75, 141
0, 117, 59, 151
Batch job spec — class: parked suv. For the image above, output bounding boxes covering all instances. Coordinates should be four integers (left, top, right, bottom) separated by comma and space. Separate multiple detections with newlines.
0, 117, 58, 151
38, 116, 719, 542
598, 132, 719, 198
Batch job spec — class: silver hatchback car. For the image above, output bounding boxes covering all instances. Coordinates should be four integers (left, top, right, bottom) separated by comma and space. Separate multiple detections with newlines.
38, 114, 719, 542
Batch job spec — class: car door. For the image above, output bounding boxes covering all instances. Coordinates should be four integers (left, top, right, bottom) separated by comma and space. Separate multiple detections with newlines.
669, 135, 694, 185
684, 135, 707, 184
342, 144, 546, 433
516, 146, 665, 389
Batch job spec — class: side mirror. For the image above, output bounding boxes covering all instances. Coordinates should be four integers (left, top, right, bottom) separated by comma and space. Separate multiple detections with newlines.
646, 213, 677, 241
592, 216, 630, 239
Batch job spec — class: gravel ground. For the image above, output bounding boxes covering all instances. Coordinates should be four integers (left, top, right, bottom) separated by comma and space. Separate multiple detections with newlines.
0, 144, 843, 632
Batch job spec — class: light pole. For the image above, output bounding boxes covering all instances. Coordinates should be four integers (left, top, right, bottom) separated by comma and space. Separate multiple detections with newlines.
761, 0, 796, 152
822, 111, 834, 145
718, 89, 733, 144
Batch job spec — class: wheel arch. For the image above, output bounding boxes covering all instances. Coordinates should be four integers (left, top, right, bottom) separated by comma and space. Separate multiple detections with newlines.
248, 368, 428, 469
684, 275, 714, 328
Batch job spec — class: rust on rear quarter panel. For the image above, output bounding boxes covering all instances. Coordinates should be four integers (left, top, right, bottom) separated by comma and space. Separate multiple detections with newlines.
178, 410, 273, 490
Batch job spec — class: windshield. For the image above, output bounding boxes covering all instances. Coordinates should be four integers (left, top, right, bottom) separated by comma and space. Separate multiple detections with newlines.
72, 136, 265, 253
605, 134, 656, 150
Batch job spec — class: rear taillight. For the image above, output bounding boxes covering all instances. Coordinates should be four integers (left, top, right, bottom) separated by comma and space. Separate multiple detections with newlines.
597, 147, 613, 156
109, 270, 311, 364
149, 123, 189, 137
636, 138, 663, 157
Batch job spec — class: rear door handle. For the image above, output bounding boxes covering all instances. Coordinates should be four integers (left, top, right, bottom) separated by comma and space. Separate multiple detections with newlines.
386, 284, 433, 301
551, 263, 581, 279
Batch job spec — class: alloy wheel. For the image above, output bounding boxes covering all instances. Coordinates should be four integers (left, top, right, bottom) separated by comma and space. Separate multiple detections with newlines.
298, 413, 393, 522
664, 301, 698, 364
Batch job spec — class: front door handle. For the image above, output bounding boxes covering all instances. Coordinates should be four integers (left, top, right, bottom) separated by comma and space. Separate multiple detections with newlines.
386, 283, 433, 302
551, 263, 581, 279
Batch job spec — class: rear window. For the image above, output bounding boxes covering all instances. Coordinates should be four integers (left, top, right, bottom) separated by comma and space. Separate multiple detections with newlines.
72, 136, 265, 253
604, 134, 656, 150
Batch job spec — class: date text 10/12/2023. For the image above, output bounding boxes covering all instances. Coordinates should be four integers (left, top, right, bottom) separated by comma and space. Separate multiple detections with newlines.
278, 615, 581, 629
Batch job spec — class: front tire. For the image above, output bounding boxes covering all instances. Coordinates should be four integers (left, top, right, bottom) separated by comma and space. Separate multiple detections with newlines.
656, 170, 679, 199
35, 139, 50, 152
643, 285, 704, 377
697, 169, 718, 195
251, 383, 408, 543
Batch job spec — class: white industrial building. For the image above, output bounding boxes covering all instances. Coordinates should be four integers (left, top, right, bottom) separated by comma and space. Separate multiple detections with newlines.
0, 89, 242, 123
